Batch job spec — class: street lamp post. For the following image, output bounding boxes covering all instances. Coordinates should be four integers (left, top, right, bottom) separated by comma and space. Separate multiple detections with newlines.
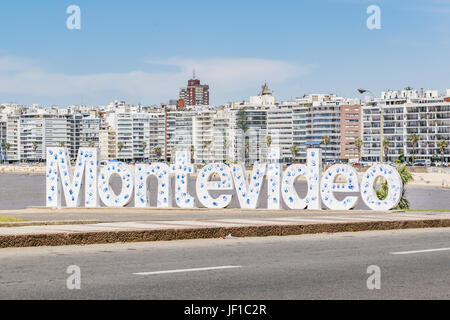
358, 89, 384, 162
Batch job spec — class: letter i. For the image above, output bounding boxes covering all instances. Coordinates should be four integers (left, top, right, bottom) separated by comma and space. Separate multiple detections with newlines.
267, 147, 281, 209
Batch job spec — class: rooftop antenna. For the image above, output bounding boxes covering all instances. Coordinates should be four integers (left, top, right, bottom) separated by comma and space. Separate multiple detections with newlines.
193, 69, 196, 79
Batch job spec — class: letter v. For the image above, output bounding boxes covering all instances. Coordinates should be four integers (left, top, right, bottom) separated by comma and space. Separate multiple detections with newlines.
230, 164, 266, 209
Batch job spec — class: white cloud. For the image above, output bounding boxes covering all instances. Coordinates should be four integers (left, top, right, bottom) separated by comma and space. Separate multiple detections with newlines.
0, 56, 316, 105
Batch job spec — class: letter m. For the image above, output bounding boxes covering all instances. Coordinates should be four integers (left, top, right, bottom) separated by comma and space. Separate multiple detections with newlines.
46, 147, 99, 208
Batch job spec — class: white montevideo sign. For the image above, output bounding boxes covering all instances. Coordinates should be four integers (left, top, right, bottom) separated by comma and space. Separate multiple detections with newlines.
46, 147, 403, 211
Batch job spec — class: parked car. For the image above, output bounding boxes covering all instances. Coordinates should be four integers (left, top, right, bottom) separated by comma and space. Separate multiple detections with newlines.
412, 159, 431, 166
323, 159, 336, 165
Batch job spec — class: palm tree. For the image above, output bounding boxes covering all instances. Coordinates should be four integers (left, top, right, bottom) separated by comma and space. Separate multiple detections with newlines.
236, 107, 249, 133
154, 146, 162, 161
224, 137, 231, 163
170, 146, 176, 162
59, 141, 65, 147
190, 145, 195, 164
376, 166, 413, 209
117, 141, 124, 152
204, 140, 213, 162
237, 107, 249, 164
437, 139, 448, 162
3, 143, 10, 163
321, 135, 330, 161
408, 133, 419, 161
355, 138, 363, 160
139, 141, 147, 161
290, 145, 299, 163
244, 140, 250, 165
88, 140, 95, 148
382, 139, 390, 162
32, 141, 39, 162
265, 135, 272, 148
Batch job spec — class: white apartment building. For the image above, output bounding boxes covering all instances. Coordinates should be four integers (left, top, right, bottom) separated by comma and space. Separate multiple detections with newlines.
288, 94, 361, 162
148, 111, 166, 162
212, 109, 231, 163
0, 116, 6, 161
99, 127, 117, 160
267, 105, 293, 162
115, 113, 154, 161
115, 113, 134, 161
132, 113, 151, 162
193, 111, 214, 164
42, 117, 68, 159
19, 115, 44, 161
6, 115, 20, 161
362, 89, 450, 162
228, 105, 267, 164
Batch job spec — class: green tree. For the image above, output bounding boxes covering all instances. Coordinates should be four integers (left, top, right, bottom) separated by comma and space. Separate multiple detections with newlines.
32, 141, 38, 151
382, 139, 390, 162
236, 107, 249, 133
170, 146, 176, 162
290, 145, 298, 163
204, 140, 213, 162
88, 140, 95, 148
355, 137, 363, 159
399, 149, 405, 163
237, 107, 250, 164
376, 166, 413, 209
154, 146, 162, 161
59, 141, 65, 147
408, 133, 419, 161
190, 145, 195, 164
437, 139, 448, 162
265, 135, 272, 148
321, 135, 330, 161
117, 141, 124, 152
244, 140, 250, 164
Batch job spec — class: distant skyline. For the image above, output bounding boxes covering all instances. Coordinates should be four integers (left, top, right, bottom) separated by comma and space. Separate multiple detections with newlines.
0, 0, 449, 106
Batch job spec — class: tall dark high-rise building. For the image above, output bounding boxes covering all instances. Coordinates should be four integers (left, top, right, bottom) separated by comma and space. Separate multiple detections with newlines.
179, 72, 209, 107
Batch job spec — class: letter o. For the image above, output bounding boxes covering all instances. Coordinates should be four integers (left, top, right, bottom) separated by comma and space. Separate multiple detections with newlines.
98, 161, 134, 207
360, 164, 403, 210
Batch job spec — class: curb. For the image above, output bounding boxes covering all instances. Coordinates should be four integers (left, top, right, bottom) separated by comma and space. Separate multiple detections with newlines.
0, 220, 98, 228
1, 218, 449, 249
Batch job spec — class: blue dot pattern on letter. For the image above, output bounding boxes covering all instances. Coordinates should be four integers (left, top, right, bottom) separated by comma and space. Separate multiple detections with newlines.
281, 164, 309, 209
360, 164, 403, 210
196, 163, 234, 209
46, 147, 99, 208
98, 161, 134, 207
320, 164, 360, 210
266, 146, 281, 209
170, 151, 195, 208
134, 163, 171, 208
230, 164, 266, 209
281, 148, 322, 209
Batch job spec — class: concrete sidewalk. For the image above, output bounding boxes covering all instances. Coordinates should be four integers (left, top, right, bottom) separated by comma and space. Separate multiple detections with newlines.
0, 210, 449, 248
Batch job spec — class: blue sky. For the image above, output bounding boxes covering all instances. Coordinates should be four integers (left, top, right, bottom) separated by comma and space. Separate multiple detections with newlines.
0, 0, 449, 106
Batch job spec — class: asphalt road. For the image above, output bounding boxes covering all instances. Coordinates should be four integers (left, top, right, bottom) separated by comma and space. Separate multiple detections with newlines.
0, 228, 449, 299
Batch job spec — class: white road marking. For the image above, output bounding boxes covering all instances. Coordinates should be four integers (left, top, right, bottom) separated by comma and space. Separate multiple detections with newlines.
390, 247, 450, 255
133, 265, 241, 275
